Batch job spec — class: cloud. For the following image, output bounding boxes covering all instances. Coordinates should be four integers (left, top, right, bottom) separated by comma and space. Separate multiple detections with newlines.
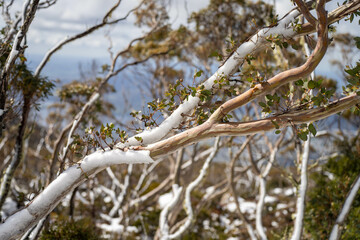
18, 0, 359, 82
26, 0, 145, 59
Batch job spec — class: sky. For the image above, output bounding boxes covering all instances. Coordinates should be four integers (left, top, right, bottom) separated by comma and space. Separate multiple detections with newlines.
13, 0, 356, 81
25, 0, 211, 79
3, 0, 360, 113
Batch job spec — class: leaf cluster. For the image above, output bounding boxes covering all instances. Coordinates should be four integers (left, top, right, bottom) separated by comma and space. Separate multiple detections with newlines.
13, 63, 54, 101
70, 123, 131, 158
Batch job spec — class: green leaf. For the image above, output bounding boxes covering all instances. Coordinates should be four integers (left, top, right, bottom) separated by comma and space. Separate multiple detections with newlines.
265, 94, 273, 100
325, 89, 336, 98
291, 44, 300, 50
295, 79, 304, 86
275, 130, 281, 134
308, 80, 316, 89
259, 102, 267, 108
135, 136, 143, 143
345, 64, 360, 76
347, 78, 360, 86
201, 89, 212, 96
194, 70, 203, 78
298, 132, 308, 141
308, 123, 317, 136
271, 120, 280, 129
354, 37, 360, 49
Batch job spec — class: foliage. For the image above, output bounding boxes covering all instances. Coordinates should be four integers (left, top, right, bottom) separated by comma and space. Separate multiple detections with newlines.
305, 136, 360, 239
13, 62, 54, 102
58, 77, 115, 116
40, 217, 103, 240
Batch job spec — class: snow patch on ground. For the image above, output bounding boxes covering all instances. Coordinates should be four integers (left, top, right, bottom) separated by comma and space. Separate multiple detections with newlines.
272, 187, 283, 195
272, 187, 296, 196
264, 195, 277, 203
276, 203, 288, 210
226, 197, 256, 219
104, 196, 112, 203
284, 187, 296, 196
98, 217, 138, 234
205, 186, 215, 197
203, 219, 210, 230
271, 221, 279, 228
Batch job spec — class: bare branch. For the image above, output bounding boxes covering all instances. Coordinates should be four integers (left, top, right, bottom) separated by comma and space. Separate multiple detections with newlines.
294, 0, 317, 26
34, 0, 144, 77
228, 136, 257, 240
300, 0, 360, 35
256, 131, 285, 240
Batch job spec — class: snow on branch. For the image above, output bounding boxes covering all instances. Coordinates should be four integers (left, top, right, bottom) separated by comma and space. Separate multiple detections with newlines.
118, 0, 359, 148
47, 35, 168, 184
0, 0, 40, 137
120, 7, 302, 148
0, 149, 153, 240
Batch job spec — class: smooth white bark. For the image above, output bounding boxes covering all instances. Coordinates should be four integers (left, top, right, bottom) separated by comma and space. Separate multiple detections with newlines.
291, 133, 310, 240
256, 177, 267, 240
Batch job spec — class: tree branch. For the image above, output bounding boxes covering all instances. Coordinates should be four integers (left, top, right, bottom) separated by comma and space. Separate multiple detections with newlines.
0, 149, 153, 240
294, 0, 317, 26
147, 94, 360, 158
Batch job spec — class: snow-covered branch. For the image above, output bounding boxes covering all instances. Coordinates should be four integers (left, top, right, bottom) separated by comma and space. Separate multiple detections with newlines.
0, 0, 40, 137
47, 37, 168, 184
0, 149, 153, 240
118, 0, 359, 149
